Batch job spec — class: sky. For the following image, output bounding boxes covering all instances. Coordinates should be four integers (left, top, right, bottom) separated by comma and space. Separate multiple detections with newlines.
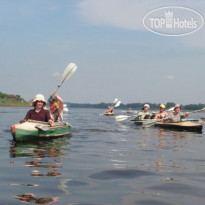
0, 0, 205, 105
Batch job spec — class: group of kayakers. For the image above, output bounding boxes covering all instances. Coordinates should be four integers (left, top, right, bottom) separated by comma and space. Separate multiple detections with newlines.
23, 93, 64, 126
23, 93, 190, 125
136, 103, 189, 122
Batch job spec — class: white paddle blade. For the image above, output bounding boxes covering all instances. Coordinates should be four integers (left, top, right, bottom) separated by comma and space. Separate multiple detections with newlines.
52, 63, 77, 95
63, 107, 69, 112
62, 63, 77, 83
113, 98, 118, 104
115, 115, 130, 122
114, 101, 121, 107
167, 107, 174, 112
190, 107, 205, 113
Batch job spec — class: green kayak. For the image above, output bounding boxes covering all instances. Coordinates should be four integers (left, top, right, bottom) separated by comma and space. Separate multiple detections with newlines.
11, 120, 71, 142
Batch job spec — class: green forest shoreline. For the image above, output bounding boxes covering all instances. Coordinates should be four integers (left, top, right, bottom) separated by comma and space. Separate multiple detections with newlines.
0, 92, 204, 110
2, 101, 204, 112
67, 102, 205, 111
0, 92, 30, 107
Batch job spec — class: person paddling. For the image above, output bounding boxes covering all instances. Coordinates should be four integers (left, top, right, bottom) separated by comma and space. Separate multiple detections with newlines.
104, 106, 114, 114
154, 104, 168, 121
167, 104, 189, 122
24, 94, 54, 126
48, 94, 64, 122
136, 104, 154, 120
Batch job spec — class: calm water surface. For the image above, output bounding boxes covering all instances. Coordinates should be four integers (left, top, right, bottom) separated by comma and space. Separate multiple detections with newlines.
0, 107, 205, 205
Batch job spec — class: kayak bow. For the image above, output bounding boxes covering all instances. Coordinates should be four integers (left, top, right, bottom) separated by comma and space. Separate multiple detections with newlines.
11, 120, 71, 142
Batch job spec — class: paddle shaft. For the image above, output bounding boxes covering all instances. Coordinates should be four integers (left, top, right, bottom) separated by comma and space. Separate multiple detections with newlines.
52, 63, 77, 95
189, 107, 205, 113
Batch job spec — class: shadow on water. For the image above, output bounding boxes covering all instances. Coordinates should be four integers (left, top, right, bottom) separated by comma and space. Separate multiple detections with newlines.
89, 169, 158, 180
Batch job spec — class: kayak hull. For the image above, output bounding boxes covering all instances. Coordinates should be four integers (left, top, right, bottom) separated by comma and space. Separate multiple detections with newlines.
132, 120, 203, 132
155, 121, 203, 132
11, 120, 71, 142
131, 120, 144, 125
104, 112, 114, 116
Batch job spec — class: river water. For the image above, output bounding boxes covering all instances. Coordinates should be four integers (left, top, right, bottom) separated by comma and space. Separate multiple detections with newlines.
1, 106, 205, 205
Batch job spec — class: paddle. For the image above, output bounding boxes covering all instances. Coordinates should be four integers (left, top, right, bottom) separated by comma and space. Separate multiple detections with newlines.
142, 119, 163, 128
115, 114, 138, 122
114, 100, 121, 108
35, 125, 50, 131
35, 122, 68, 131
112, 98, 118, 106
52, 63, 77, 96
189, 107, 205, 113
181, 118, 205, 123
166, 107, 175, 112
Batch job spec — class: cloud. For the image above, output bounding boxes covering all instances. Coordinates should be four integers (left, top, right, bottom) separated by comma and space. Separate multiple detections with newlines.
78, 0, 153, 30
165, 75, 175, 80
23, 61, 33, 65
78, 0, 205, 48
52, 72, 60, 77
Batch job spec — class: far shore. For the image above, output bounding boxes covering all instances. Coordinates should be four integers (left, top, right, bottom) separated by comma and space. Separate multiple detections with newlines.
0, 103, 31, 107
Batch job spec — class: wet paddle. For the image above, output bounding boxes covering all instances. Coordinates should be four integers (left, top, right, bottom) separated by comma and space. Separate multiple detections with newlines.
114, 101, 121, 108
189, 107, 205, 113
142, 119, 163, 128
112, 98, 118, 106
115, 114, 138, 122
35, 125, 50, 131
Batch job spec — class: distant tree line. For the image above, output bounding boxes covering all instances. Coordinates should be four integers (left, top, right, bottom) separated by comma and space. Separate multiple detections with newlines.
67, 102, 205, 111
1, 91, 204, 110
0, 92, 26, 102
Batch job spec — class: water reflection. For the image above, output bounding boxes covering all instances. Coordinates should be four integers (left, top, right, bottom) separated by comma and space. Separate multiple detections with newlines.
10, 137, 71, 204
155, 129, 192, 148
14, 194, 58, 204
10, 137, 70, 158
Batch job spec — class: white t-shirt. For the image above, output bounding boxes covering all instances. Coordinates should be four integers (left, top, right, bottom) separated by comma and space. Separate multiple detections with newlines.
50, 109, 63, 122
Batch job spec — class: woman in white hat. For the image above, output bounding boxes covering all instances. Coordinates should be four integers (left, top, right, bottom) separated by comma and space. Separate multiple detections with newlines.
24, 94, 54, 126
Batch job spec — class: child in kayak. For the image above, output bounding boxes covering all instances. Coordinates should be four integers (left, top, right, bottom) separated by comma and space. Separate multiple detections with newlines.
49, 94, 64, 122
